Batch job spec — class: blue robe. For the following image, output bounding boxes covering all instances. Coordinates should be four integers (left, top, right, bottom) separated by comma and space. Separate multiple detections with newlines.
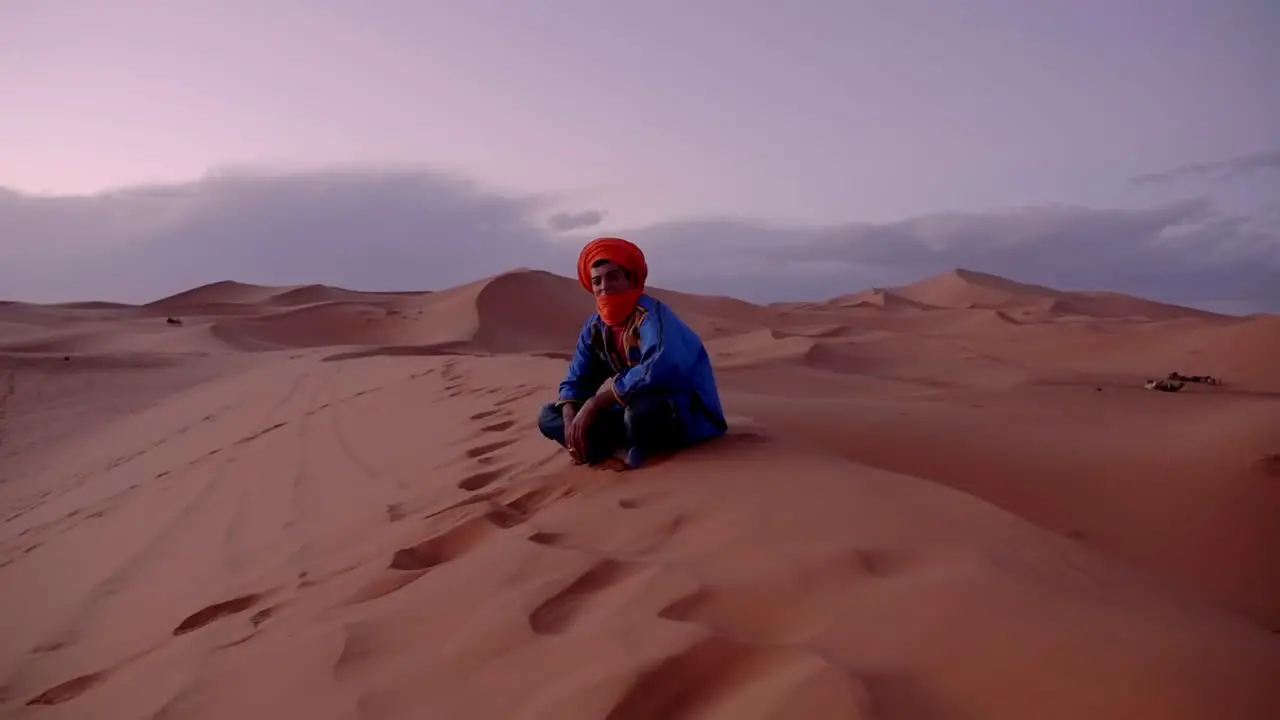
555, 294, 728, 447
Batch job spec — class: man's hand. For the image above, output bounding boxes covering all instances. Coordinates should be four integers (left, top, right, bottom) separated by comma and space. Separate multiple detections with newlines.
562, 403, 583, 463
566, 395, 605, 464
565, 378, 619, 465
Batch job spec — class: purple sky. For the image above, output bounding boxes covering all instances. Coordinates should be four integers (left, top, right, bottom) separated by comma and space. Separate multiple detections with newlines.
2, 1, 1278, 311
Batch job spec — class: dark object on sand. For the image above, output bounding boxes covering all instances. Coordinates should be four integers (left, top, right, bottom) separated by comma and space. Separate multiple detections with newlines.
1144, 379, 1184, 392
1166, 372, 1221, 386
166, 317, 183, 326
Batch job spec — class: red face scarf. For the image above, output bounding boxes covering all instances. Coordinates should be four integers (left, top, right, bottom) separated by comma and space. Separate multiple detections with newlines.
577, 237, 648, 327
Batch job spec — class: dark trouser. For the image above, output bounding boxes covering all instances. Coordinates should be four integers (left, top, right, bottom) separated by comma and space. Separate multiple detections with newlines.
537, 395, 682, 466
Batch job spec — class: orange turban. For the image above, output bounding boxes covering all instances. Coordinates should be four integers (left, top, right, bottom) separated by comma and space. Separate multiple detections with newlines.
577, 237, 648, 293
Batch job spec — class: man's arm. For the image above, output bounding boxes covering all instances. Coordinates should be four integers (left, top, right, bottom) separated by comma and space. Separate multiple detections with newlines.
556, 320, 608, 408
610, 305, 689, 405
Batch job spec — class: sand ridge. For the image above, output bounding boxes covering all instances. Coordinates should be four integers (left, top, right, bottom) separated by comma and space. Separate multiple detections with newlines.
1, 268, 1278, 719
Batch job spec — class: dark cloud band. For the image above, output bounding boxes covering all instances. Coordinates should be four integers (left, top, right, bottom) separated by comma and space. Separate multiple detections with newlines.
2, 168, 1276, 313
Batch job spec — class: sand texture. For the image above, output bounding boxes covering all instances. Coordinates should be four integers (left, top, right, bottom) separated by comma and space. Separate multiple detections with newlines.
2, 268, 1278, 719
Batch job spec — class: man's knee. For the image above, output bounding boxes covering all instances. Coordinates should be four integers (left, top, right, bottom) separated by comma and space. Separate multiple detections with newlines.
623, 394, 681, 448
623, 394, 669, 423
537, 402, 564, 443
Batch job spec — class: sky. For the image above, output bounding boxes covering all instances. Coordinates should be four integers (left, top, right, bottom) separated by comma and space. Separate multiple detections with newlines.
2, 0, 1278, 312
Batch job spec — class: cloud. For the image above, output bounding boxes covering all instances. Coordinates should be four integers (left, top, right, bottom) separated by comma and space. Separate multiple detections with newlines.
1, 169, 564, 302
1132, 147, 1280, 186
2, 167, 1277, 313
755, 198, 1280, 310
547, 209, 605, 232
772, 199, 1215, 269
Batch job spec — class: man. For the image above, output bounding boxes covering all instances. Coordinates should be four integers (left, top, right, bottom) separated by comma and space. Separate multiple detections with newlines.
537, 237, 728, 469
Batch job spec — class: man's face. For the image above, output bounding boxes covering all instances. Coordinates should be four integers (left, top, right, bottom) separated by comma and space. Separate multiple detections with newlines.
590, 261, 634, 297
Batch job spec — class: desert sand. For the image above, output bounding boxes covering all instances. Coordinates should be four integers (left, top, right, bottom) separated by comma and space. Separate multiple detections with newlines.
1, 267, 1278, 719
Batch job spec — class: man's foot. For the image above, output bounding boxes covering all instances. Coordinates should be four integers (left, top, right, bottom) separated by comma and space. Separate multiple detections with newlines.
624, 446, 646, 469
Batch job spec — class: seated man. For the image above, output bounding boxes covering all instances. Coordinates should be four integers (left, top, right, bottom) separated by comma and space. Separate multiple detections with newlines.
537, 237, 728, 469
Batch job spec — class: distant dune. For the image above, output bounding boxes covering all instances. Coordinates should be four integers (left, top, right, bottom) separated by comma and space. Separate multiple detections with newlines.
1, 267, 1277, 719
147, 279, 295, 308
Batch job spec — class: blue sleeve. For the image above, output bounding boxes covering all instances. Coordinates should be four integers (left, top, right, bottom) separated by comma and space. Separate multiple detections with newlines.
557, 319, 608, 406
612, 306, 687, 404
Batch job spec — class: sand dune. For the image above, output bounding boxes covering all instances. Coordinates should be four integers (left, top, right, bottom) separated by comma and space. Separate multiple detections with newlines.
1, 268, 1278, 719
261, 284, 421, 308
148, 280, 294, 309
828, 287, 936, 311
820, 269, 1219, 324
886, 268, 1218, 321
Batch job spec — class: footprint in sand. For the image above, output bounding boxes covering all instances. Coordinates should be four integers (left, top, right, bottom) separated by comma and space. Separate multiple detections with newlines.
31, 640, 67, 654
346, 515, 496, 605
469, 409, 503, 421
657, 548, 905, 644
333, 620, 379, 680
615, 492, 674, 511
528, 559, 643, 635
479, 419, 516, 432
213, 603, 285, 650
603, 635, 870, 720
249, 605, 277, 627
494, 387, 540, 407
23, 644, 163, 708
472, 484, 562, 528
388, 520, 492, 571
527, 531, 566, 547
466, 438, 517, 459
504, 486, 556, 516
483, 503, 527, 529
25, 671, 108, 707
457, 465, 515, 491
522, 497, 687, 557
173, 593, 266, 636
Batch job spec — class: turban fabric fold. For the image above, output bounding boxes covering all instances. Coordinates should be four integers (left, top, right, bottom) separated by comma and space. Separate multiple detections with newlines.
577, 237, 647, 293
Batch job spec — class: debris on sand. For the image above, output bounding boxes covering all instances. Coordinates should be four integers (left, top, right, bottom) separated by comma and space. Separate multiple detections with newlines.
1166, 372, 1222, 386
1144, 373, 1226, 392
